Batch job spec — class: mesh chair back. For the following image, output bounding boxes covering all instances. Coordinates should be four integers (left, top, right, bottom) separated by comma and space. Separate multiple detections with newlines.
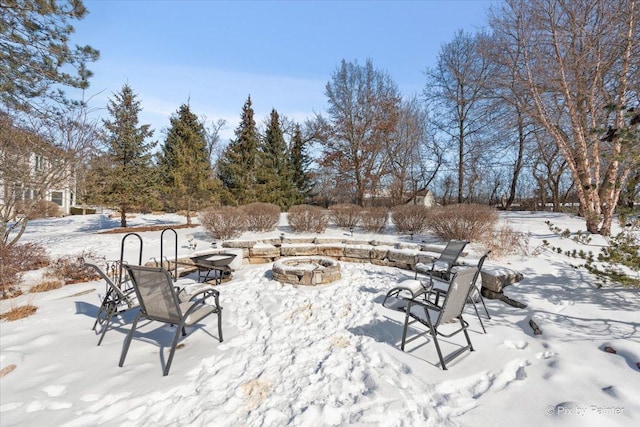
437, 267, 477, 326
124, 265, 182, 324
471, 252, 489, 288
438, 240, 468, 271
85, 261, 138, 307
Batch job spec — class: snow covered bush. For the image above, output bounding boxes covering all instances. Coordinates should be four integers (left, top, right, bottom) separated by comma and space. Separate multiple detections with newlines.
391, 205, 430, 234
199, 206, 247, 240
426, 203, 498, 241
329, 204, 361, 228
359, 207, 389, 232
287, 205, 328, 233
241, 202, 280, 232
0, 242, 49, 299
47, 250, 101, 284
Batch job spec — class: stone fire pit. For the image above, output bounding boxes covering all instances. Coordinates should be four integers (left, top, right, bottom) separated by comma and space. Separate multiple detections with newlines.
272, 256, 341, 286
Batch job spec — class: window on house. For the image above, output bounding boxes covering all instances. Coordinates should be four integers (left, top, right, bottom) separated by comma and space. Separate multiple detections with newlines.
13, 184, 22, 201
35, 155, 43, 171
51, 191, 63, 206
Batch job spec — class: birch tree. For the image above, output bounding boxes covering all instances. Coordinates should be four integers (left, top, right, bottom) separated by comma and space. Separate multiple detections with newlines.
491, 0, 640, 235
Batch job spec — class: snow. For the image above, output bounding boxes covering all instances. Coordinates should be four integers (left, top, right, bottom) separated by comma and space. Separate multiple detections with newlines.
1, 211, 639, 426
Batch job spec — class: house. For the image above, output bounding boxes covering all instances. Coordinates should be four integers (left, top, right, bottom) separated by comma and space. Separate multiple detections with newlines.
0, 136, 76, 217
409, 189, 436, 207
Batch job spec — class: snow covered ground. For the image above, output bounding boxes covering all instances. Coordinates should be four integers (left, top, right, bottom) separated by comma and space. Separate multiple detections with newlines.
1, 211, 638, 426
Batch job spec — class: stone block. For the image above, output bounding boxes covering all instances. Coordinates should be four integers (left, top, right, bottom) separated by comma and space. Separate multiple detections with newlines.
249, 244, 280, 257
387, 249, 416, 267
317, 245, 345, 258
260, 237, 282, 246
349, 239, 374, 245
281, 245, 318, 256
223, 240, 256, 249
480, 266, 524, 293
415, 253, 435, 265
370, 240, 396, 247
344, 245, 372, 259
339, 256, 370, 263
282, 236, 315, 244
395, 242, 421, 250
370, 247, 389, 260
314, 237, 346, 244
371, 258, 394, 267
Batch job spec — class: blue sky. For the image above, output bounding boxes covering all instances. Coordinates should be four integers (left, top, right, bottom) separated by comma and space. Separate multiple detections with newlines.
72, 0, 496, 142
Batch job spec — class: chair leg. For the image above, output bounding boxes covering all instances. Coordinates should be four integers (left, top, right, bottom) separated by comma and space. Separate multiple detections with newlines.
430, 324, 447, 370
93, 295, 113, 330
97, 310, 114, 346
119, 312, 141, 368
461, 317, 474, 352
164, 322, 184, 376
217, 309, 223, 342
400, 301, 412, 351
478, 292, 491, 319
468, 297, 486, 334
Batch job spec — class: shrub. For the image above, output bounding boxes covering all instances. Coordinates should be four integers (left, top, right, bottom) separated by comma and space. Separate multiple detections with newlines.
359, 207, 389, 233
426, 203, 498, 241
329, 204, 362, 228
0, 242, 50, 299
287, 205, 328, 233
391, 205, 430, 234
586, 230, 640, 287
30, 279, 64, 293
16, 200, 62, 219
0, 303, 38, 321
199, 206, 247, 240
0, 364, 17, 377
241, 202, 281, 232
47, 250, 101, 284
485, 225, 530, 258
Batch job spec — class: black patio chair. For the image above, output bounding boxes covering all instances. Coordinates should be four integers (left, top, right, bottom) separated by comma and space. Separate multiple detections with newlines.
400, 266, 478, 370
84, 260, 139, 346
119, 264, 223, 376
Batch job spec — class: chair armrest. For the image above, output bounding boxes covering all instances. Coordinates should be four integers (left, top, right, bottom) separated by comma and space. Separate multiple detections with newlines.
406, 295, 442, 313
188, 287, 221, 307
182, 288, 222, 318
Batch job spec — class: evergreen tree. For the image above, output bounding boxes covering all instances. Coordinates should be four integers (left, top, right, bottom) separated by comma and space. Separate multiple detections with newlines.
256, 109, 297, 209
158, 103, 213, 224
97, 84, 155, 227
1, 0, 99, 115
217, 95, 259, 205
290, 123, 313, 204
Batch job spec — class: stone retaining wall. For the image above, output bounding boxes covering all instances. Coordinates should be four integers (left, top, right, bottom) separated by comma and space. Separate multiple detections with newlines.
220, 237, 523, 296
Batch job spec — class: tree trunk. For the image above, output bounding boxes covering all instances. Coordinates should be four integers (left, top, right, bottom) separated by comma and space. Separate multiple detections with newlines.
506, 110, 526, 208
186, 197, 192, 225
458, 127, 464, 204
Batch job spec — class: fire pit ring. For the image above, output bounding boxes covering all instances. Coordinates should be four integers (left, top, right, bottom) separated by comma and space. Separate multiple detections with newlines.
272, 256, 341, 286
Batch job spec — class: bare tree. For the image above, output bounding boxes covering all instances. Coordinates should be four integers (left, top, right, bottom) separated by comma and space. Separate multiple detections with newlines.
424, 30, 496, 204
386, 96, 443, 205
203, 117, 226, 165
491, 0, 640, 235
482, 26, 538, 209
530, 130, 572, 211
309, 59, 402, 206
